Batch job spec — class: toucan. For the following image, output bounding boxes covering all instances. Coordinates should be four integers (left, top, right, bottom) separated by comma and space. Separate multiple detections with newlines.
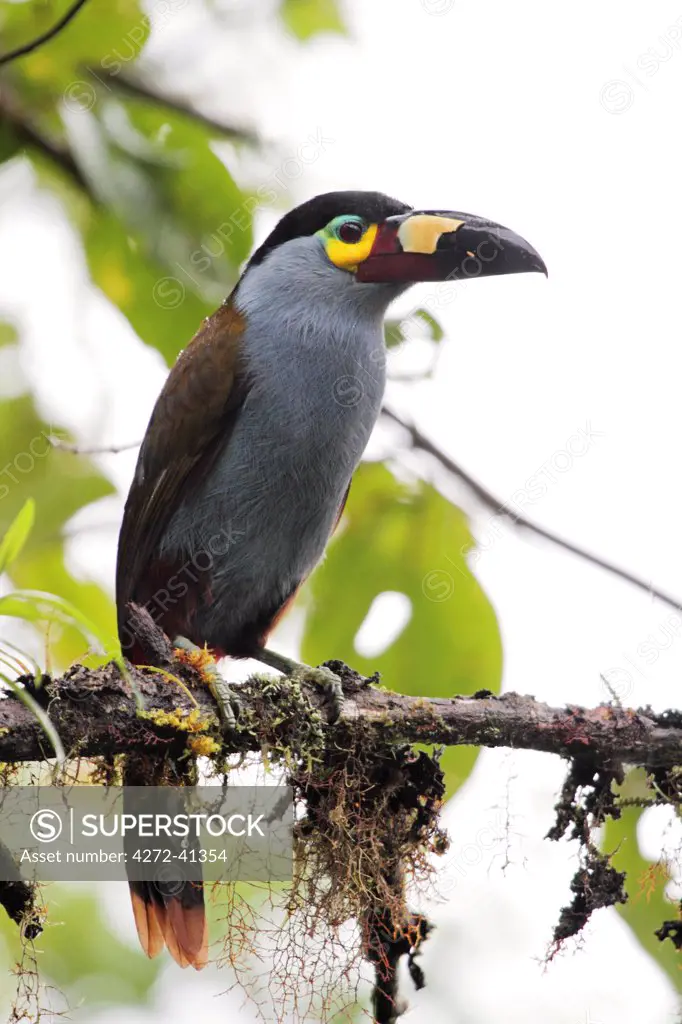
116, 190, 546, 969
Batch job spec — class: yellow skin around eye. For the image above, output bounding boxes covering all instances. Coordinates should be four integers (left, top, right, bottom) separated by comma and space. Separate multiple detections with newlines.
325, 224, 379, 272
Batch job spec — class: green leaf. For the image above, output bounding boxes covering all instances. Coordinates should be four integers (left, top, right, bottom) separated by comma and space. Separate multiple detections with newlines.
0, 396, 114, 549
1, 585, 138, 710
85, 209, 212, 364
0, 590, 112, 656
0, 321, 17, 348
0, 0, 148, 103
69, 100, 251, 363
414, 308, 444, 342
0, 387, 117, 668
384, 307, 445, 355
13, 543, 118, 663
384, 319, 405, 350
0, 119, 21, 167
0, 498, 35, 575
301, 462, 502, 796
43, 889, 160, 1004
120, 100, 253, 272
281, 0, 345, 39
67, 101, 250, 281
0, 886, 161, 1013
604, 771, 682, 993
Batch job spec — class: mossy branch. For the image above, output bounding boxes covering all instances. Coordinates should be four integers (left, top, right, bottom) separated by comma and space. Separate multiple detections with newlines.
0, 659, 679, 770
1, 658, 680, 1024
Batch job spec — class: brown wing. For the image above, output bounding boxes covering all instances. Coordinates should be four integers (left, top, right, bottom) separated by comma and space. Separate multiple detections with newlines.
116, 299, 248, 639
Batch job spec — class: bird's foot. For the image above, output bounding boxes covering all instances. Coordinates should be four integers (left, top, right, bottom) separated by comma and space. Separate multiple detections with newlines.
172, 636, 239, 734
296, 665, 344, 723
255, 648, 344, 723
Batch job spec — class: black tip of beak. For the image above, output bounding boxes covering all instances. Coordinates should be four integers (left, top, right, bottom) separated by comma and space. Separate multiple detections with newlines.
437, 218, 548, 279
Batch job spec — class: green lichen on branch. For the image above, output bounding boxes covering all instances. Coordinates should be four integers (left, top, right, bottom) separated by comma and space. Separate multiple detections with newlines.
198, 664, 448, 1022
270, 665, 447, 1024
236, 672, 326, 770
116, 655, 447, 1019
4, 651, 682, 1021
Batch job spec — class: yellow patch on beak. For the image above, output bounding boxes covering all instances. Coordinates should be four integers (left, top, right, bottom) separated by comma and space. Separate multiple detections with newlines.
326, 224, 379, 272
397, 215, 464, 255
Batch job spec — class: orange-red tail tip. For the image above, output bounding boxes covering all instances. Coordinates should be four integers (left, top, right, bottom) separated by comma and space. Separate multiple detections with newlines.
130, 890, 165, 960
130, 886, 208, 970
165, 900, 209, 970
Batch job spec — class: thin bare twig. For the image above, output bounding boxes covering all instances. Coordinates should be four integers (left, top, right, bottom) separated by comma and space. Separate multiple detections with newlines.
0, 0, 91, 68
48, 435, 140, 456
86, 68, 258, 144
382, 405, 682, 615
56, 406, 682, 617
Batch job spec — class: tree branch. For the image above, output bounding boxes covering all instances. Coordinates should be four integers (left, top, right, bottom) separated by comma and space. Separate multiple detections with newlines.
0, 0, 91, 67
2, 658, 679, 1020
86, 68, 258, 144
48, 434, 139, 456
0, 660, 679, 770
381, 405, 682, 615
47, 408, 682, 619
0, 84, 97, 199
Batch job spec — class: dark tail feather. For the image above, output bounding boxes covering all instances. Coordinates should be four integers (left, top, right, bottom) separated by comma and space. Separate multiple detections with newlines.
129, 880, 208, 970
123, 748, 208, 970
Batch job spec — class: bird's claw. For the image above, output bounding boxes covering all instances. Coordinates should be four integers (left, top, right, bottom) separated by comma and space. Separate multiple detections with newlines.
172, 635, 239, 736
253, 647, 345, 722
207, 672, 240, 735
292, 665, 344, 723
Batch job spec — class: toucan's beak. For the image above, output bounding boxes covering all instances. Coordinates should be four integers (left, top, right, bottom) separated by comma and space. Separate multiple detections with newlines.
356, 210, 547, 284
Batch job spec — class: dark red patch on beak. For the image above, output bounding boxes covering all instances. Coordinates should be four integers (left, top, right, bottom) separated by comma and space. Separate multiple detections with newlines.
355, 211, 546, 284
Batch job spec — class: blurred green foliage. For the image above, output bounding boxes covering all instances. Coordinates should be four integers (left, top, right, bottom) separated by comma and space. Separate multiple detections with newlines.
281, 0, 345, 39
0, 0, 674, 1013
303, 462, 502, 795
604, 769, 681, 995
0, 323, 116, 667
0, 886, 161, 1019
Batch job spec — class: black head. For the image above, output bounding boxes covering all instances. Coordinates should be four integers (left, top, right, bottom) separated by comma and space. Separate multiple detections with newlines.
245, 190, 546, 287
248, 191, 412, 268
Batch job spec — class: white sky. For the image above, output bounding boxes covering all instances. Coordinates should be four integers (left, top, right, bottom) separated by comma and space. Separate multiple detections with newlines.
1, 0, 682, 1020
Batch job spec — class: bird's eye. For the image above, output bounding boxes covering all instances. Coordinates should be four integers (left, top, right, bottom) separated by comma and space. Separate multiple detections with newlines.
337, 220, 365, 244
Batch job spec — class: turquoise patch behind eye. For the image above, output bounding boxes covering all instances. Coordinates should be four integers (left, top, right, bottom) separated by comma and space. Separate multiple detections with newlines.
317, 215, 367, 242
